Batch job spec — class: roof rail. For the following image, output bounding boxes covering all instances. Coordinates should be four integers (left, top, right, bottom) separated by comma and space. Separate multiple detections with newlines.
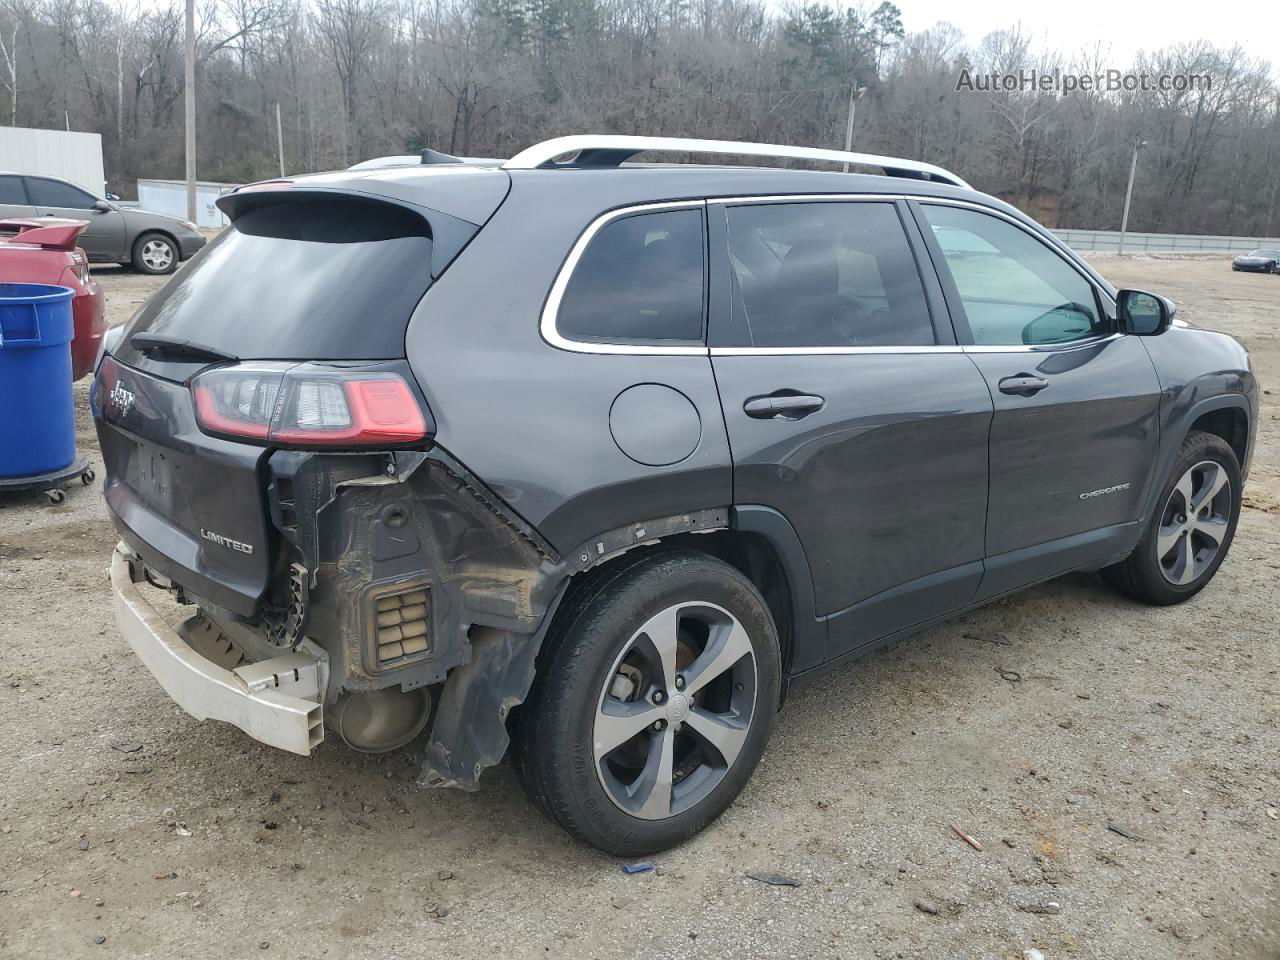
502, 135, 971, 189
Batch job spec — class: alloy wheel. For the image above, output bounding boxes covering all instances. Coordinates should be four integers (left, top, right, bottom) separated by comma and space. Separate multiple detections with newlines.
141, 239, 174, 271
1157, 459, 1232, 585
592, 601, 757, 820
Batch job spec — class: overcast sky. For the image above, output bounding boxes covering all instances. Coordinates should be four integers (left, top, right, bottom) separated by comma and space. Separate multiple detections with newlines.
894, 0, 1278, 68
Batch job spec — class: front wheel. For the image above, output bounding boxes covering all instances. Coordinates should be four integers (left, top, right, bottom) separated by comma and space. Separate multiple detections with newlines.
514, 550, 781, 856
131, 233, 178, 274
1102, 430, 1242, 605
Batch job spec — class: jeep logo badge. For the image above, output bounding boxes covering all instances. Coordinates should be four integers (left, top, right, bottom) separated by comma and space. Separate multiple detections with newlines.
108, 382, 136, 417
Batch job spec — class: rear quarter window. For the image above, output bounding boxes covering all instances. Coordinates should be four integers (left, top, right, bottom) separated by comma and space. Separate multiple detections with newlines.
554, 207, 706, 345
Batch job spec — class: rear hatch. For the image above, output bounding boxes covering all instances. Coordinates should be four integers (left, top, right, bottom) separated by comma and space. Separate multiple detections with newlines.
95, 169, 509, 616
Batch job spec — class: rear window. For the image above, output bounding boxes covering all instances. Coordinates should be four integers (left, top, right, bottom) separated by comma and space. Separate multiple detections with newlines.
117, 195, 434, 364
725, 201, 934, 348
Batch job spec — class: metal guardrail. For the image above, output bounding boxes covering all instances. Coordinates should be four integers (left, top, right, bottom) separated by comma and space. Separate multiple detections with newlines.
1054, 229, 1280, 254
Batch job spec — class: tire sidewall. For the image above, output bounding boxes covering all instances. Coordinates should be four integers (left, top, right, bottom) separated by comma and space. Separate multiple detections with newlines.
546, 555, 780, 855
1137, 432, 1242, 601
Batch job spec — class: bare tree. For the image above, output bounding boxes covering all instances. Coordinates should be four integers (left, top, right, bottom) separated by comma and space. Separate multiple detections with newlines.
0, 0, 1272, 236
313, 0, 387, 162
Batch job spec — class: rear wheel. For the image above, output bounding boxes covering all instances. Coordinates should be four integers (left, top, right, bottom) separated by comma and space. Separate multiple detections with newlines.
514, 551, 781, 856
132, 233, 178, 274
1102, 430, 1241, 605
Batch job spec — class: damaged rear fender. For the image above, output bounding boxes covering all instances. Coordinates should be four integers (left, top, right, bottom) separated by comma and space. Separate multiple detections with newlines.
265, 444, 729, 787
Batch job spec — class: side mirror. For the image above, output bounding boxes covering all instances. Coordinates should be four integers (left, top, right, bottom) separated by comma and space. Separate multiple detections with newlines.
1117, 289, 1171, 336
92, 199, 113, 213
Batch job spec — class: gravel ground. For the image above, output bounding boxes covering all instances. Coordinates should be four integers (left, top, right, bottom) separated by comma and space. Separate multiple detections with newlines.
1, 258, 1277, 960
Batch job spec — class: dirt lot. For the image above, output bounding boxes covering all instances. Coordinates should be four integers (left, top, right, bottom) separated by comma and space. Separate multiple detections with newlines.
1, 258, 1277, 960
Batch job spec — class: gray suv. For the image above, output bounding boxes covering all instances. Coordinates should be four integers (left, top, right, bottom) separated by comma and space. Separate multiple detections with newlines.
92, 136, 1257, 855
0, 172, 206, 273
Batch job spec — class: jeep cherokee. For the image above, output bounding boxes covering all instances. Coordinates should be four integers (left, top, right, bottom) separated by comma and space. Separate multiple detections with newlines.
92, 135, 1257, 855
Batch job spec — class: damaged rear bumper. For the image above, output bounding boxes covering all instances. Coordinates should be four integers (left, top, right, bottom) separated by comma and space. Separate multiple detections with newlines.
110, 543, 327, 755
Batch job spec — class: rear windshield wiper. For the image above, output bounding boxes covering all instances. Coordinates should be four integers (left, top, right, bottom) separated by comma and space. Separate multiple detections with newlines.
129, 333, 239, 364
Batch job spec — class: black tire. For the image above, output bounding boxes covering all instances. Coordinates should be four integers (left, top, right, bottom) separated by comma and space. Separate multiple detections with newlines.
1102, 430, 1242, 605
131, 232, 179, 275
514, 549, 781, 856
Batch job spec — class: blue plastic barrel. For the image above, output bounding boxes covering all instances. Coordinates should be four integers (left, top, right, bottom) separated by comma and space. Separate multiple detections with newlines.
0, 283, 77, 478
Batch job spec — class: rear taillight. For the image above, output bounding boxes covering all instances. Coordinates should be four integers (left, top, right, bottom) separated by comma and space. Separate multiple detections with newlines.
192, 364, 429, 448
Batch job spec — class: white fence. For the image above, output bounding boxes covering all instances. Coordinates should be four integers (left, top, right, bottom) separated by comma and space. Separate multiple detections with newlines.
137, 179, 240, 229
0, 126, 105, 196
1054, 229, 1280, 254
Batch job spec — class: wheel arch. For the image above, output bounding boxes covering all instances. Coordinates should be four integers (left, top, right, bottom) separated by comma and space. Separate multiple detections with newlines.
133, 227, 180, 249
547, 504, 824, 684
1143, 392, 1253, 525
1188, 402, 1249, 469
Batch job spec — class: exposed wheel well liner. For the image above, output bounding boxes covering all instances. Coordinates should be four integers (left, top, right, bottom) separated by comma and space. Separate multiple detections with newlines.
555, 530, 796, 681
546, 507, 823, 685
1189, 406, 1248, 468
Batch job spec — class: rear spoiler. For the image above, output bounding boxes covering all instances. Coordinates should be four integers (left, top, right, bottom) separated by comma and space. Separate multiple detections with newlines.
0, 218, 89, 251
215, 184, 489, 279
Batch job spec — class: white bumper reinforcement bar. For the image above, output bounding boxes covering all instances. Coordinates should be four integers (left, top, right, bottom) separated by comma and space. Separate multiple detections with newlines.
109, 543, 326, 755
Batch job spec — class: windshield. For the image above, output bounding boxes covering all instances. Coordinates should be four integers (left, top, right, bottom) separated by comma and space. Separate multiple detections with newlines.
115, 194, 434, 369
1246, 249, 1280, 257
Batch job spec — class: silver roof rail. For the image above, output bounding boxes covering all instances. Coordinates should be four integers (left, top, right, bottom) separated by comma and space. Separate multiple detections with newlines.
502, 135, 971, 189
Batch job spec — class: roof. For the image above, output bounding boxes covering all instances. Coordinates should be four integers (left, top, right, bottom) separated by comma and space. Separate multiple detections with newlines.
241, 136, 1007, 232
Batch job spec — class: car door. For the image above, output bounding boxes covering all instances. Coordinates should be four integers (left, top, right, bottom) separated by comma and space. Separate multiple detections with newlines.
0, 174, 36, 220
911, 200, 1162, 600
708, 197, 993, 667
24, 176, 127, 261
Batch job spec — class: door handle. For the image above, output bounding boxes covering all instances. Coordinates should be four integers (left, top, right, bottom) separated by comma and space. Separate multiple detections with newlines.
997, 374, 1049, 397
743, 393, 825, 420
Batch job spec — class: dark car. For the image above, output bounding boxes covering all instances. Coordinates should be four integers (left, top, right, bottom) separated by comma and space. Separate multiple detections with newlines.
0, 172, 206, 274
1231, 248, 1280, 273
92, 136, 1257, 855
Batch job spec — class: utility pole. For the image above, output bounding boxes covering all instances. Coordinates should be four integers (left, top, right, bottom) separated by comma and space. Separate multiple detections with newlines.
1117, 140, 1147, 255
184, 0, 196, 223
276, 102, 285, 177
841, 84, 867, 172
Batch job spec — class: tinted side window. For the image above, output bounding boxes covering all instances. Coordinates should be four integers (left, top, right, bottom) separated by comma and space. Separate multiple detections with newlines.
26, 177, 96, 209
557, 208, 705, 343
921, 204, 1104, 346
0, 176, 27, 204
725, 201, 933, 348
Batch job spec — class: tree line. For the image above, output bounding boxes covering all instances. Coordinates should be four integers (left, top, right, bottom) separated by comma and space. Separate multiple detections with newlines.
0, 0, 1277, 236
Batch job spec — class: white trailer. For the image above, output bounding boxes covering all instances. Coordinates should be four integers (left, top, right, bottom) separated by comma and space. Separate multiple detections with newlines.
0, 126, 106, 196
136, 178, 239, 230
